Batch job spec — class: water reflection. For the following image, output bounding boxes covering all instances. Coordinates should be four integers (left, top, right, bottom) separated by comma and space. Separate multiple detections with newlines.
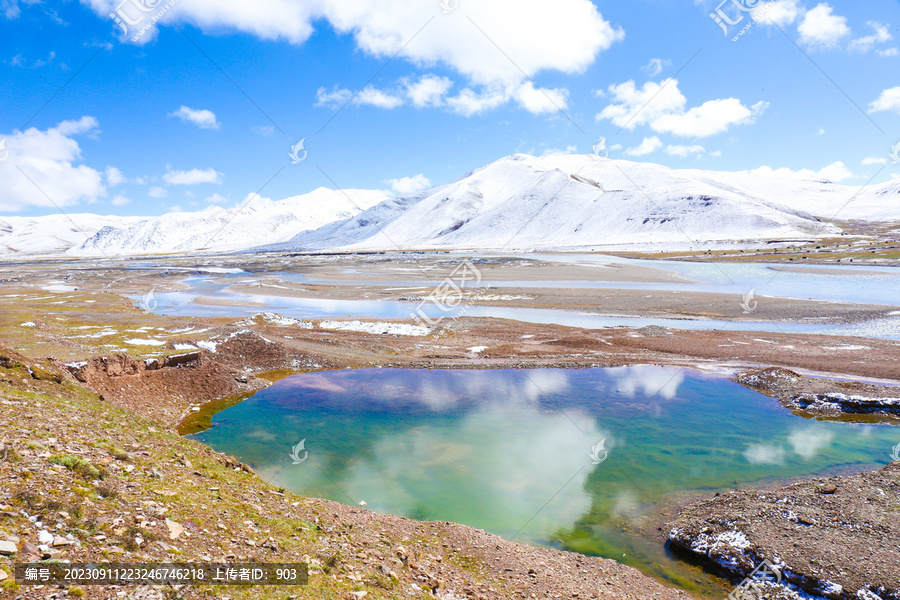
192, 366, 898, 597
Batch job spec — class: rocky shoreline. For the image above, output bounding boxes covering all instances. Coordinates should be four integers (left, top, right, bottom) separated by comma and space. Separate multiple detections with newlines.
668, 463, 900, 600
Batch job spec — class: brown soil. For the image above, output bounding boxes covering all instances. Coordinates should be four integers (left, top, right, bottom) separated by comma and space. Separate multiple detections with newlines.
667, 462, 900, 600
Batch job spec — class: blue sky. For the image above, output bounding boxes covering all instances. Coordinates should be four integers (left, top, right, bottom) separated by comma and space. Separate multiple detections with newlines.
1, 0, 898, 217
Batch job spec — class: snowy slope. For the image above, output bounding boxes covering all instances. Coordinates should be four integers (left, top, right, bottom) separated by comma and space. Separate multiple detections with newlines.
71, 188, 387, 256
263, 154, 877, 253
0, 214, 143, 257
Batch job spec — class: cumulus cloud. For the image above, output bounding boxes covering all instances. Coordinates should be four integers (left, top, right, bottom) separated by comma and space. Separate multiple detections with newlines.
869, 86, 900, 114
169, 106, 221, 129
148, 187, 168, 198
862, 156, 887, 165
162, 167, 223, 185
742, 161, 855, 182
797, 3, 850, 48
385, 174, 431, 195
596, 78, 766, 138
0, 117, 106, 212
110, 194, 130, 206
105, 166, 125, 187
85, 0, 623, 86
405, 74, 453, 107
751, 0, 803, 28
625, 136, 662, 156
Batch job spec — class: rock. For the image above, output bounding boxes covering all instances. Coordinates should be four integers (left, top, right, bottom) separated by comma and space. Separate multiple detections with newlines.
22, 541, 40, 555
358, 501, 367, 507
52, 536, 74, 547
816, 483, 837, 494
0, 540, 16, 555
349, 593, 367, 599
38, 530, 54, 544
0, 569, 7, 581
166, 518, 185, 540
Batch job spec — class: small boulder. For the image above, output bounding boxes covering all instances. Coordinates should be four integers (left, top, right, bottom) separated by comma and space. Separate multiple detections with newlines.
0, 540, 17, 555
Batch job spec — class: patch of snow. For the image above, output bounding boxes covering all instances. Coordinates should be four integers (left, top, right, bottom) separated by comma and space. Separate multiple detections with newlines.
124, 338, 166, 346
318, 320, 430, 336
20, 321, 36, 328
41, 284, 78, 292
196, 341, 218, 352
467, 346, 489, 353
173, 343, 198, 350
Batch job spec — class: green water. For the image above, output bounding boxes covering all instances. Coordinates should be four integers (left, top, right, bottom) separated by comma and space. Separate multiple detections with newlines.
190, 366, 898, 597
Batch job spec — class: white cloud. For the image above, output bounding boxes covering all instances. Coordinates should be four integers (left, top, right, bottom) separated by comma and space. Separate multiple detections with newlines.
251, 125, 275, 136
744, 444, 785, 465
877, 47, 899, 57
797, 3, 850, 48
318, 77, 567, 116
862, 156, 887, 165
849, 21, 892, 53
597, 78, 766, 138
355, 85, 404, 109
405, 74, 453, 107
316, 85, 402, 109
514, 82, 568, 114
169, 106, 221, 129
446, 86, 510, 116
162, 167, 223, 185
625, 136, 662, 156
85, 0, 622, 86
743, 161, 855, 182
0, 117, 106, 212
869, 86, 900, 114
111, 194, 130, 206
665, 144, 706, 157
204, 193, 229, 204
751, 0, 802, 28
642, 58, 670, 77
788, 427, 833, 460
385, 174, 431, 195
148, 186, 168, 198
105, 166, 125, 187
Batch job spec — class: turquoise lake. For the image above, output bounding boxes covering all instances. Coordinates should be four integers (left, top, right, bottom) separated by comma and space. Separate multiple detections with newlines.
189, 366, 899, 596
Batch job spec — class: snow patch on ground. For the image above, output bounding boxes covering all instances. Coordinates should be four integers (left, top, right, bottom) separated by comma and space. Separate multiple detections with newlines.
20, 322, 36, 328
196, 341, 218, 352
318, 320, 430, 336
124, 338, 166, 346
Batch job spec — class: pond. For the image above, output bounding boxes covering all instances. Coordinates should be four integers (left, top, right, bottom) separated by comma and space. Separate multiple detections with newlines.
188, 366, 899, 597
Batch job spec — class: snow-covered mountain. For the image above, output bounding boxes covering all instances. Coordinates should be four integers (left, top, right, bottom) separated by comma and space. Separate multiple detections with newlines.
3, 154, 897, 257
259, 154, 897, 253
0, 213, 144, 257
71, 188, 387, 256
